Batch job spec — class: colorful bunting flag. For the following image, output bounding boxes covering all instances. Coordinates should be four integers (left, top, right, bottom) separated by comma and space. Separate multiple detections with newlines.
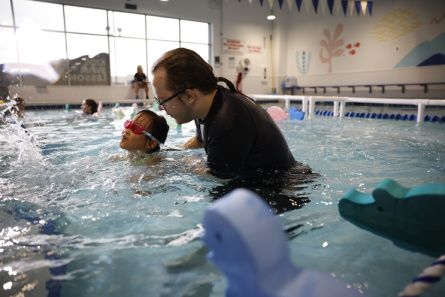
287, 0, 293, 11
349, 0, 354, 15
327, 0, 335, 15
360, 0, 367, 15
231, 0, 373, 16
305, 0, 311, 14
295, 0, 303, 12
355, 0, 361, 15
341, 0, 348, 16
320, 0, 326, 15
368, 0, 373, 16
312, 0, 319, 14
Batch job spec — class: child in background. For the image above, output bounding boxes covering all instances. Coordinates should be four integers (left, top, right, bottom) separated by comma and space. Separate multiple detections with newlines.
81, 98, 102, 115
120, 110, 169, 160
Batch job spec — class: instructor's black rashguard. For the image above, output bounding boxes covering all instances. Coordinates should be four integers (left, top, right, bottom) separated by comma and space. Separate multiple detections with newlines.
195, 86, 295, 178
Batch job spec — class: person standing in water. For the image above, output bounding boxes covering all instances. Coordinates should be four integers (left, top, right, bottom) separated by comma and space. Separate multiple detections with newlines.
150, 48, 295, 178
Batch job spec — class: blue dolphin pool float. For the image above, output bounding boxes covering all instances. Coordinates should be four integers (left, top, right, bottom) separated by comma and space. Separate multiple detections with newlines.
339, 179, 445, 256
202, 189, 364, 297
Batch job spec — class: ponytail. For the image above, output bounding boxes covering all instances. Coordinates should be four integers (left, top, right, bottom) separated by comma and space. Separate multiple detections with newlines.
216, 77, 256, 103
216, 77, 237, 92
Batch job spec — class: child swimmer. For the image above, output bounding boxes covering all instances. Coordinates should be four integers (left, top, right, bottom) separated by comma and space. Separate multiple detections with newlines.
120, 110, 169, 161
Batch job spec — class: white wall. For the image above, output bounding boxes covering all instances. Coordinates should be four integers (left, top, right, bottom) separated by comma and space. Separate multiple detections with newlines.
284, 0, 445, 85
15, 0, 445, 103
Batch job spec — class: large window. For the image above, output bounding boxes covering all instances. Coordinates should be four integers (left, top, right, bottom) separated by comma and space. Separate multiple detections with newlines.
0, 28, 17, 64
64, 6, 108, 35
16, 30, 66, 64
110, 37, 147, 84
14, 0, 64, 31
0, 1, 13, 26
147, 16, 179, 41
0, 0, 211, 86
146, 40, 180, 75
109, 11, 145, 39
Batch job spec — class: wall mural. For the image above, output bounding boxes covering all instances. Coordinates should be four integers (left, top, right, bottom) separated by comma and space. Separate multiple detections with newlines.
430, 13, 445, 25
319, 23, 344, 73
345, 42, 360, 56
296, 50, 311, 74
395, 32, 445, 67
370, 8, 422, 42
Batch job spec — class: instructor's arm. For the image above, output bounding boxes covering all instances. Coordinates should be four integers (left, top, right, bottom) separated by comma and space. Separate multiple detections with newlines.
183, 136, 203, 149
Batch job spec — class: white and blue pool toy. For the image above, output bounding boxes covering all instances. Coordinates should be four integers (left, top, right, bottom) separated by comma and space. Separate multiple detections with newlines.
202, 189, 365, 297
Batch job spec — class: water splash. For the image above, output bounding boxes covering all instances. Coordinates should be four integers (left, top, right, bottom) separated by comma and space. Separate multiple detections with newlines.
0, 113, 43, 166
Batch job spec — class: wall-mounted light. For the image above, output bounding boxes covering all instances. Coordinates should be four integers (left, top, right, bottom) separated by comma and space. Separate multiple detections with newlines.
267, 10, 276, 21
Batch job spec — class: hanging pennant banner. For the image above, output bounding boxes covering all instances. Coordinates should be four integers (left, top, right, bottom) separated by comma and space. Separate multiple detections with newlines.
287, 0, 293, 10
305, 0, 312, 14
341, 0, 348, 16
367, 0, 373, 16
360, 0, 367, 15
278, 0, 284, 9
248, 0, 253, 4
258, 0, 264, 6
355, 0, 361, 15
320, 0, 327, 15
349, 0, 355, 15
335, 0, 342, 14
327, 0, 335, 15
312, 0, 319, 14
268, 0, 274, 8
295, 0, 303, 11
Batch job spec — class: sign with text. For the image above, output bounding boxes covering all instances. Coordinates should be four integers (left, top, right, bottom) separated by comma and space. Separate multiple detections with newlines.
223, 38, 245, 54
247, 44, 263, 54
56, 53, 110, 85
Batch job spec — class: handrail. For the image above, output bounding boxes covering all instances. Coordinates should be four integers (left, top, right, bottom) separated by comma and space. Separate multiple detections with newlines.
283, 82, 445, 95
250, 94, 445, 124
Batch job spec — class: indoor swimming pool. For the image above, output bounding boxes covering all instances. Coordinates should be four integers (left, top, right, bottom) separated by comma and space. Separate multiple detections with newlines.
1, 108, 444, 297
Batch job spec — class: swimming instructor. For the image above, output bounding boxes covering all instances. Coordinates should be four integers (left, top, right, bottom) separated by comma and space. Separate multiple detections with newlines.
151, 48, 295, 178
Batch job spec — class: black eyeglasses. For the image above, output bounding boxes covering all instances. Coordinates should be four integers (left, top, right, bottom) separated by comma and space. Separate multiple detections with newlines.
154, 90, 186, 106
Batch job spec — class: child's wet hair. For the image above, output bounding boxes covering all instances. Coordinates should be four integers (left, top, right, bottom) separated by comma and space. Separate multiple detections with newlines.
85, 98, 98, 113
135, 110, 169, 153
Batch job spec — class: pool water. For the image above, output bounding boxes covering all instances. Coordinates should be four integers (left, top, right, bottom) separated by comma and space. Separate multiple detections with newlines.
1, 109, 444, 297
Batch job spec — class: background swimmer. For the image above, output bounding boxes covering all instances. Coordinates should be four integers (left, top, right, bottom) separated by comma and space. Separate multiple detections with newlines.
81, 98, 102, 115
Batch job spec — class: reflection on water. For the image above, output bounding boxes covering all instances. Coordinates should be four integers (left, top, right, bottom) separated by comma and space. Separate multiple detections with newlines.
209, 162, 320, 214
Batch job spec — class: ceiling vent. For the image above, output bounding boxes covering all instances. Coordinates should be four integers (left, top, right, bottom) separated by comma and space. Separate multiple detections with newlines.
125, 3, 137, 10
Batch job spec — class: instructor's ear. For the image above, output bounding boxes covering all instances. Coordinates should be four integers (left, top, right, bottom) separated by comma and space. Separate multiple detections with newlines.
183, 89, 196, 104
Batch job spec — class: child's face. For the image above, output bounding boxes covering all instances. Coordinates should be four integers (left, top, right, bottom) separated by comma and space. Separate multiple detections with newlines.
120, 113, 154, 152
81, 100, 92, 114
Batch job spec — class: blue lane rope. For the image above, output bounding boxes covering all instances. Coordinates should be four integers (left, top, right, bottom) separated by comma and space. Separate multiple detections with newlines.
312, 110, 444, 122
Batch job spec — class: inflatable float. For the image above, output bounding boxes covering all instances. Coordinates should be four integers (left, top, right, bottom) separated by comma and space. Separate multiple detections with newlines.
339, 178, 445, 256
202, 189, 364, 297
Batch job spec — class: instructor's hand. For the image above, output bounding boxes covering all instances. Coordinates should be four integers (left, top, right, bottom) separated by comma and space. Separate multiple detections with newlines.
183, 136, 203, 149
